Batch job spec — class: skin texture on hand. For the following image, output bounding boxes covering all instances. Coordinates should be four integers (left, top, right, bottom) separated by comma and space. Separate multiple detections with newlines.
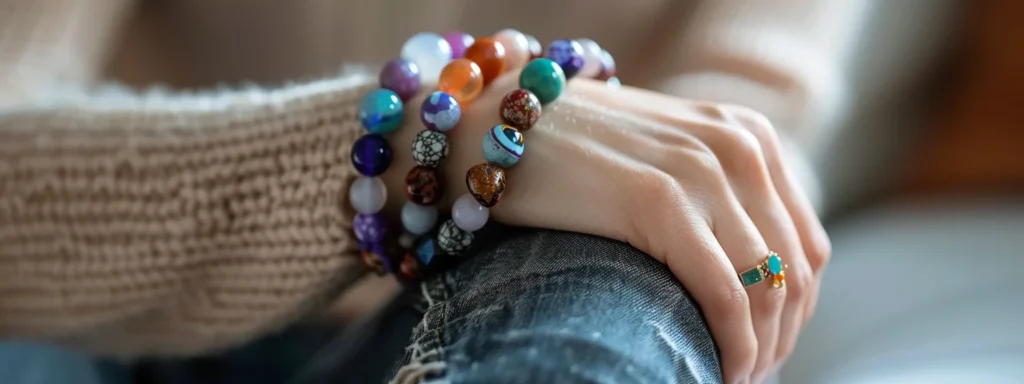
384, 73, 831, 384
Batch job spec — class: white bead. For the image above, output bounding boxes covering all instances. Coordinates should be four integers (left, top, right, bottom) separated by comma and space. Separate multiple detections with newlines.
452, 194, 489, 232
493, 28, 530, 70
401, 33, 452, 83
349, 176, 386, 214
577, 38, 603, 78
401, 201, 438, 235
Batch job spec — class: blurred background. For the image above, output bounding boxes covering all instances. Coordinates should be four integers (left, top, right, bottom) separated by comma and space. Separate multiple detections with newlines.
2, 0, 1022, 383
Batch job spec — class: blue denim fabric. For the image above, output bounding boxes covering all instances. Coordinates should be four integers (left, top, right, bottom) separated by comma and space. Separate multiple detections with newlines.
388, 227, 722, 384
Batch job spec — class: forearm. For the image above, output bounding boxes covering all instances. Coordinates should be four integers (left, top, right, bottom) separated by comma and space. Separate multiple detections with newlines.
0, 74, 374, 356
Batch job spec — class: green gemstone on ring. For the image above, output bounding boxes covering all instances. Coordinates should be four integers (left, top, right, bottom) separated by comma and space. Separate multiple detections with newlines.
767, 254, 783, 275
740, 268, 764, 287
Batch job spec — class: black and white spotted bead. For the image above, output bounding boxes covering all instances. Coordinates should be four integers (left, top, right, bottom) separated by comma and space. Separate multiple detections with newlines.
437, 219, 473, 255
412, 130, 449, 168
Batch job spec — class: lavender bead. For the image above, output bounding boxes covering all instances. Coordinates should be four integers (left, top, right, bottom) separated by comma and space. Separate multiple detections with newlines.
452, 193, 489, 232
597, 50, 616, 81
420, 91, 461, 132
351, 134, 392, 176
577, 38, 603, 78
379, 59, 421, 101
354, 212, 387, 243
442, 31, 475, 59
545, 39, 585, 79
349, 176, 387, 214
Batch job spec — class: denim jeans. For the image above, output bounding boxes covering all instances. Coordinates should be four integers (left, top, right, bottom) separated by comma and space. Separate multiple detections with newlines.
3, 228, 722, 384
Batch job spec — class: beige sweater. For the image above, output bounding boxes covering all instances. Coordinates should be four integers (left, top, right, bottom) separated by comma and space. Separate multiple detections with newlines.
0, 0, 956, 356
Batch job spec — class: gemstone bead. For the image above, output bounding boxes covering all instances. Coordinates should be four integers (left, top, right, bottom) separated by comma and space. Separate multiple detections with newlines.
464, 37, 507, 85
411, 130, 449, 168
401, 201, 438, 235
767, 253, 783, 275
482, 124, 524, 167
465, 163, 506, 207
437, 219, 474, 255
420, 91, 461, 132
359, 89, 404, 134
405, 166, 444, 206
401, 33, 452, 82
438, 59, 484, 104
576, 39, 603, 78
597, 50, 616, 81
524, 33, 543, 60
545, 39, 585, 79
351, 134, 392, 176
493, 29, 530, 70
452, 193, 489, 232
398, 252, 423, 280
361, 248, 389, 275
353, 212, 387, 244
349, 176, 387, 214
500, 89, 542, 130
415, 237, 440, 265
442, 30, 475, 59
379, 59, 421, 101
519, 58, 566, 104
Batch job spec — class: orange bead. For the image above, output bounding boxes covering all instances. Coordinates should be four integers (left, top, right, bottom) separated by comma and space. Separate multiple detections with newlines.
438, 59, 484, 104
464, 37, 507, 85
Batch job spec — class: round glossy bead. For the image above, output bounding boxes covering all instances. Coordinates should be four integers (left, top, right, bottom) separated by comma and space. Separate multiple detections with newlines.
465, 163, 506, 207
524, 33, 543, 60
519, 58, 567, 104
437, 219, 474, 255
405, 166, 444, 206
349, 176, 387, 214
500, 89, 542, 130
545, 39, 585, 79
420, 91, 461, 132
411, 130, 449, 168
452, 193, 490, 232
414, 237, 440, 266
464, 37, 507, 85
493, 29, 530, 70
438, 59, 484, 104
379, 59, 421, 101
442, 31, 474, 59
351, 134, 392, 176
607, 77, 621, 89
400, 33, 452, 82
577, 39, 603, 78
398, 253, 423, 280
359, 89, 404, 134
399, 232, 417, 250
597, 50, 616, 81
360, 248, 388, 275
353, 212, 387, 244
401, 201, 438, 235
482, 124, 524, 167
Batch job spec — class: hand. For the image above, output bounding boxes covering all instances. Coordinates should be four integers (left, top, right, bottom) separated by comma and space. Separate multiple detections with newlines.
384, 74, 831, 384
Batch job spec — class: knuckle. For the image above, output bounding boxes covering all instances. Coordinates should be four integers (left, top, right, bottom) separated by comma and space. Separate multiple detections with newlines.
753, 285, 787, 314
725, 104, 778, 141
775, 339, 796, 362
807, 236, 833, 271
709, 285, 751, 319
785, 274, 809, 304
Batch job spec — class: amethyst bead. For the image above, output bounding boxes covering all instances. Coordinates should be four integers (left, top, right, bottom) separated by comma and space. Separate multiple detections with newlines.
442, 31, 475, 59
379, 59, 421, 101
354, 212, 387, 244
420, 91, 462, 132
545, 39, 585, 79
351, 134, 393, 176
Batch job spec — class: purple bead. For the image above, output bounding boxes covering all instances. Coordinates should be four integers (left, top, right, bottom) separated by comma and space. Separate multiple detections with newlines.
597, 50, 616, 81
545, 39, 586, 79
420, 91, 462, 132
442, 31, 475, 59
354, 212, 388, 244
379, 59, 421, 101
351, 134, 393, 176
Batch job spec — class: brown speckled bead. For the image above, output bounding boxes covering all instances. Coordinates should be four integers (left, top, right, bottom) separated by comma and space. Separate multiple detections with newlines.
465, 163, 506, 207
398, 252, 423, 280
361, 250, 387, 275
500, 89, 542, 131
405, 166, 444, 206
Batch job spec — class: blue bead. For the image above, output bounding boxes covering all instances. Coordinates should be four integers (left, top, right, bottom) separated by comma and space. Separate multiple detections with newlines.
420, 91, 461, 132
416, 237, 439, 265
359, 88, 404, 134
767, 254, 783, 275
545, 39, 585, 79
481, 124, 524, 167
351, 134, 393, 176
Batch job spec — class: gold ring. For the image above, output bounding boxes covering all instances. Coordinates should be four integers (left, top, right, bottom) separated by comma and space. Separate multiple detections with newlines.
739, 252, 785, 289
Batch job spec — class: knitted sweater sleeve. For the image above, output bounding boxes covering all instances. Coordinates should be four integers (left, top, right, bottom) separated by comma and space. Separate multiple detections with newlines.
0, 76, 377, 356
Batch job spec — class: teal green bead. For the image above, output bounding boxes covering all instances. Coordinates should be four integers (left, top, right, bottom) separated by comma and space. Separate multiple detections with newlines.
359, 88, 404, 134
519, 58, 566, 104
767, 253, 783, 275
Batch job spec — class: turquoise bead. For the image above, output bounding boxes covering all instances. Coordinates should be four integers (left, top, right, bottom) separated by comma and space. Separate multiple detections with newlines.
519, 58, 566, 104
359, 88, 404, 134
482, 124, 524, 167
767, 253, 782, 275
